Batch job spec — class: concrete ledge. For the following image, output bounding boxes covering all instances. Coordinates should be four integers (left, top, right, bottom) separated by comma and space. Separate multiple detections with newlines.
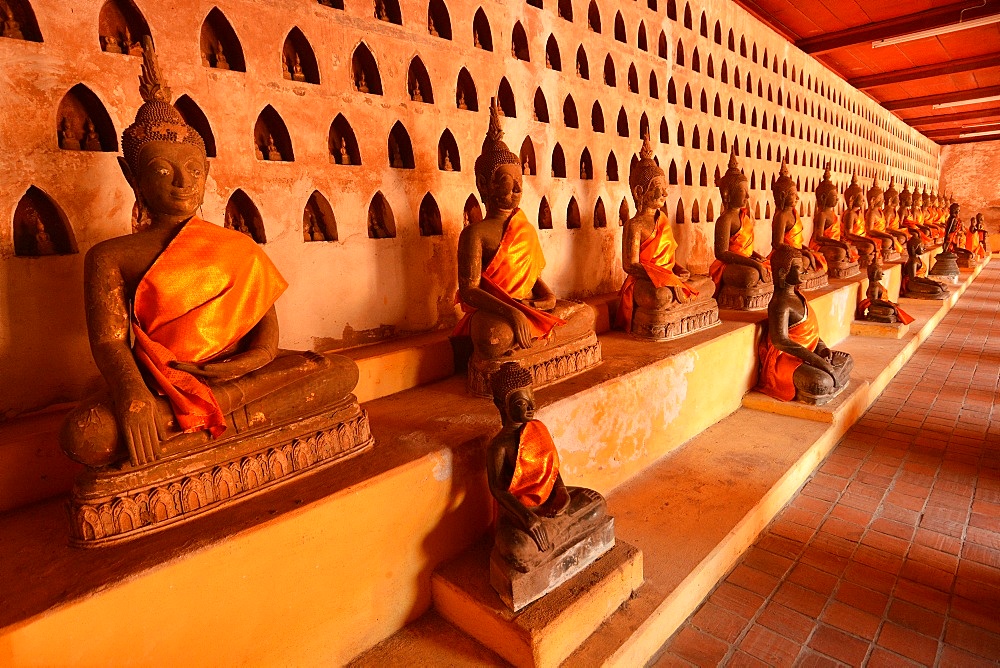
742, 379, 872, 424
851, 319, 910, 339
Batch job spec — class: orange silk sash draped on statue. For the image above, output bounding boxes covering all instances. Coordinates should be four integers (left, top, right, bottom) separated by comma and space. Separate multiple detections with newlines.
774, 211, 828, 273
132, 218, 289, 437
868, 212, 904, 253
856, 297, 915, 325
617, 209, 697, 331
903, 214, 932, 244
965, 230, 987, 260
454, 209, 565, 340
810, 213, 860, 262
757, 297, 821, 402
509, 420, 560, 508
709, 207, 767, 289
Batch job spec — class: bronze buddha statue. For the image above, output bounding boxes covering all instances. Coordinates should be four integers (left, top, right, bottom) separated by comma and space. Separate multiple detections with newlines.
770, 161, 827, 290
864, 178, 901, 262
901, 234, 948, 300
856, 255, 913, 325
928, 201, 961, 281
809, 165, 860, 279
882, 178, 909, 253
841, 174, 877, 268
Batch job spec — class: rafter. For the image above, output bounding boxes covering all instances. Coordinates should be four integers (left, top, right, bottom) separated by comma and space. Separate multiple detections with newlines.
904, 106, 1000, 127
922, 123, 1000, 138
849, 55, 1000, 89
882, 85, 1000, 111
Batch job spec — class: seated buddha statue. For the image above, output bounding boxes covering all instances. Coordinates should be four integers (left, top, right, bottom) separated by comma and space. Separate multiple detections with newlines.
456, 99, 600, 396
901, 235, 948, 300
808, 164, 860, 278
770, 160, 828, 290
882, 178, 910, 253
974, 213, 989, 254
757, 246, 853, 405
709, 151, 773, 310
954, 212, 987, 267
864, 178, 902, 262
487, 362, 613, 610
59, 41, 369, 544
841, 175, 878, 268
856, 256, 914, 325
899, 185, 932, 245
918, 187, 944, 242
618, 137, 718, 338
929, 201, 962, 281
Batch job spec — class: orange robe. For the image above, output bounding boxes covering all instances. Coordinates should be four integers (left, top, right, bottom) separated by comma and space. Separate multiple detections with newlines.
964, 229, 987, 260
509, 420, 559, 508
810, 212, 859, 261
132, 218, 288, 437
454, 209, 565, 340
902, 213, 932, 245
757, 296, 820, 402
867, 211, 904, 253
617, 209, 697, 331
772, 211, 828, 273
710, 207, 768, 289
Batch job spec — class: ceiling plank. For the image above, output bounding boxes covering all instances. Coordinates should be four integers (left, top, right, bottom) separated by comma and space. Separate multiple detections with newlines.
922, 123, 1000, 138
882, 85, 1000, 110
796, 0, 1000, 55
905, 106, 1000, 126
937, 134, 1000, 144
731, 0, 802, 42
850, 55, 1000, 89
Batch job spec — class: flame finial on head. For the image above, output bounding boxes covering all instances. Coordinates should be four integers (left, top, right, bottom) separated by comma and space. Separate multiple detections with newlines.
473, 97, 520, 198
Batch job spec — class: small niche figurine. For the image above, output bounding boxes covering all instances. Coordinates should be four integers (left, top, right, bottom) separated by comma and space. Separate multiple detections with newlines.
856, 256, 913, 325
291, 53, 306, 82
2, 5, 24, 39
457, 89, 467, 110
356, 70, 369, 94
339, 138, 351, 165
411, 79, 423, 103
213, 43, 229, 70
58, 117, 81, 150
265, 133, 282, 161
28, 210, 56, 256
442, 150, 453, 171
82, 120, 102, 151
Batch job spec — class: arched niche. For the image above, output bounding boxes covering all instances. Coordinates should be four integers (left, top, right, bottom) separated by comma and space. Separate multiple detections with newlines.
254, 105, 293, 161
13, 186, 77, 256
691, 199, 700, 222
649, 71, 659, 99
683, 83, 692, 108
532, 88, 549, 123
318, 0, 344, 9
576, 46, 589, 79
637, 22, 647, 51
566, 197, 581, 229
173, 95, 217, 158
676, 39, 685, 67
692, 47, 700, 72
519, 137, 536, 176
368, 191, 396, 238
387, 121, 414, 169
463, 194, 483, 226
352, 43, 383, 94
627, 64, 638, 93
706, 200, 715, 222
603, 55, 616, 86
497, 78, 516, 118
699, 164, 708, 187
438, 129, 459, 171
456, 68, 478, 111
427, 0, 451, 38
616, 107, 629, 137
659, 118, 669, 143
418, 193, 442, 236
538, 197, 553, 229
282, 27, 319, 84
303, 191, 337, 241
98, 0, 150, 54
545, 34, 561, 70
579, 148, 592, 180
592, 101, 604, 132
558, 0, 573, 21
639, 113, 650, 141
551, 144, 566, 178
619, 198, 629, 226
472, 8, 492, 51
613, 11, 625, 42
683, 3, 693, 29
593, 197, 607, 228
675, 197, 686, 225
200, 8, 245, 71
511, 21, 529, 61
328, 113, 361, 165
563, 95, 578, 128
56, 84, 118, 152
587, 1, 600, 32
668, 160, 678, 185
407, 56, 433, 103
374, 0, 402, 25
0, 0, 42, 41
658, 31, 667, 59
606, 151, 619, 181
691, 125, 700, 149
225, 190, 266, 243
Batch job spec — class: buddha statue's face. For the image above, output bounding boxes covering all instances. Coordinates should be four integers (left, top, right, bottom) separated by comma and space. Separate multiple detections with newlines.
818, 189, 838, 209
779, 187, 798, 211
505, 387, 535, 424
950, 203, 960, 216
136, 141, 207, 220
637, 175, 668, 211
870, 193, 884, 209
783, 255, 803, 286
723, 180, 749, 209
483, 163, 522, 212
887, 194, 899, 210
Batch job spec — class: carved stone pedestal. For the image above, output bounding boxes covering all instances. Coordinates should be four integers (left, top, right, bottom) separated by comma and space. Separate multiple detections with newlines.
825, 260, 861, 279
851, 319, 910, 340
68, 396, 374, 546
631, 298, 720, 340
881, 250, 901, 264
957, 254, 984, 269
929, 252, 960, 284
797, 267, 829, 291
717, 283, 773, 311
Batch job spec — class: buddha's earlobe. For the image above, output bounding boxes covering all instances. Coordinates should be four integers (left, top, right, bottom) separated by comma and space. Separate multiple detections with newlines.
118, 156, 136, 191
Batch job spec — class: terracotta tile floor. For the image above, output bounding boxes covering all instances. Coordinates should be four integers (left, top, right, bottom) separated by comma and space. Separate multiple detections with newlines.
655, 263, 1000, 668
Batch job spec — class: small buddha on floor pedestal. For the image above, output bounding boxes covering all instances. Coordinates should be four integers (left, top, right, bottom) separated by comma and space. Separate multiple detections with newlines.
487, 362, 614, 611
770, 160, 828, 291
901, 235, 948, 300
455, 99, 601, 396
809, 164, 860, 279
865, 178, 902, 263
929, 202, 961, 282
957, 214, 989, 267
618, 137, 719, 338
709, 151, 773, 310
856, 256, 914, 325
757, 246, 853, 406
842, 174, 877, 269
59, 40, 372, 546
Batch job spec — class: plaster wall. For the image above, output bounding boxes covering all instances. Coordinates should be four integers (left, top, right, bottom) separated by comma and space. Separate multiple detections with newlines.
939, 140, 1000, 248
0, 0, 942, 418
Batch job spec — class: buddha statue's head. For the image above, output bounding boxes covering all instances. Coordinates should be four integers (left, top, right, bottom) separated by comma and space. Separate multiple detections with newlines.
771, 160, 798, 211
716, 150, 748, 210
629, 136, 667, 211
920, 186, 929, 207
950, 202, 960, 217
814, 164, 839, 210
867, 178, 884, 210
474, 99, 522, 215
490, 362, 535, 426
121, 38, 208, 224
885, 178, 899, 211
868, 253, 884, 283
844, 174, 864, 210
898, 184, 912, 211
771, 244, 803, 288
976, 212, 984, 226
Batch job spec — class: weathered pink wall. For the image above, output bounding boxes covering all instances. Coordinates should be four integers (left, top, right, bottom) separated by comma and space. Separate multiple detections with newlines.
940, 140, 1000, 246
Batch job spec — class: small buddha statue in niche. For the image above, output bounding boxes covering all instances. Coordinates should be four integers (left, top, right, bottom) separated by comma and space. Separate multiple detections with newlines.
442, 150, 453, 171
580, 159, 588, 180
428, 15, 439, 36
757, 246, 853, 405
123, 27, 143, 56
809, 164, 860, 278
841, 174, 877, 268
457, 89, 467, 110
213, 43, 229, 70
368, 204, 392, 239
455, 99, 600, 395
102, 34, 123, 53
339, 137, 351, 165
882, 178, 909, 252
265, 133, 282, 161
709, 151, 773, 310
374, 0, 387, 21
411, 79, 423, 102
618, 137, 718, 338
26, 210, 56, 256
522, 157, 530, 176
545, 51, 551, 68
901, 235, 948, 300
356, 70, 369, 94
856, 256, 913, 325
82, 120, 102, 151
2, 5, 23, 39
770, 160, 828, 290
59, 117, 81, 150
389, 140, 402, 168
225, 207, 251, 237
474, 29, 482, 49
864, 178, 902, 261
291, 53, 306, 82
487, 362, 613, 611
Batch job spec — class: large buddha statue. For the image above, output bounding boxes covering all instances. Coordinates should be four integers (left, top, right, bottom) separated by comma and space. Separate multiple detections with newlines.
770, 160, 827, 290
60, 40, 371, 545
618, 137, 718, 338
487, 362, 613, 611
882, 178, 910, 253
842, 174, 878, 268
709, 151, 773, 310
856, 255, 914, 325
757, 246, 853, 405
864, 178, 902, 262
456, 99, 600, 396
901, 235, 948, 300
929, 201, 961, 281
808, 164, 860, 279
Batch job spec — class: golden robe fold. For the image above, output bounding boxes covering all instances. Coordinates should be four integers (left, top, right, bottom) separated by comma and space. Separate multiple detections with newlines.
757, 298, 820, 402
710, 207, 768, 289
509, 420, 560, 508
774, 211, 828, 273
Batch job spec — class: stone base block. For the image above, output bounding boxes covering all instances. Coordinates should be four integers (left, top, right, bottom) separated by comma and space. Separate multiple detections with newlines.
466, 331, 602, 397
929, 253, 960, 282
827, 261, 861, 279
68, 396, 373, 546
798, 268, 829, 291
881, 250, 901, 263
717, 283, 773, 311
957, 255, 984, 269
851, 319, 910, 339
631, 298, 720, 341
433, 538, 643, 668
743, 379, 871, 424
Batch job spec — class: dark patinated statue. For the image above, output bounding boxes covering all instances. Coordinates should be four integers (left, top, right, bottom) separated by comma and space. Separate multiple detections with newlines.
757, 246, 853, 405
842, 174, 877, 268
882, 178, 910, 254
856, 255, 913, 325
487, 362, 613, 611
864, 178, 901, 262
770, 161, 828, 290
901, 235, 948, 300
59, 40, 372, 545
809, 165, 860, 279
929, 201, 961, 281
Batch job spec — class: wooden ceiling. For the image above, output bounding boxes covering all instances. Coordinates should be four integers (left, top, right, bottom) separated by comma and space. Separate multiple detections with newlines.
732, 0, 1000, 145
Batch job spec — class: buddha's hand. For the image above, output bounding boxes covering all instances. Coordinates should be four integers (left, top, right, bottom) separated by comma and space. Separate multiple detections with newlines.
674, 265, 691, 280
172, 348, 271, 381
510, 310, 534, 350
114, 386, 160, 466
755, 261, 772, 283
527, 295, 556, 311
526, 515, 552, 552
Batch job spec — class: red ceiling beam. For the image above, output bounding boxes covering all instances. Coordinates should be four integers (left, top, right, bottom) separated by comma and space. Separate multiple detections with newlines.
850, 55, 1000, 89
936, 134, 1000, 144
882, 85, 1000, 111
923, 123, 1000, 138
796, 0, 1000, 55
905, 106, 1000, 127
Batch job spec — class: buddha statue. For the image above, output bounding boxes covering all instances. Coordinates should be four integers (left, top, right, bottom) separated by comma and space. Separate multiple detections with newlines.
856, 255, 913, 325
58, 117, 81, 150
974, 213, 989, 254
917, 187, 943, 242
2, 5, 23, 40
929, 202, 961, 281
213, 43, 229, 70
265, 133, 282, 161
770, 160, 828, 290
82, 119, 102, 152
954, 213, 987, 268
618, 137, 718, 338
487, 362, 613, 611
291, 53, 306, 82
901, 235, 948, 300
808, 164, 860, 279
899, 184, 933, 245
455, 99, 600, 396
841, 174, 878, 268
339, 137, 351, 165
864, 178, 902, 262
757, 246, 853, 405
59, 39, 371, 545
28, 210, 56, 256
882, 178, 910, 253
709, 150, 773, 310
